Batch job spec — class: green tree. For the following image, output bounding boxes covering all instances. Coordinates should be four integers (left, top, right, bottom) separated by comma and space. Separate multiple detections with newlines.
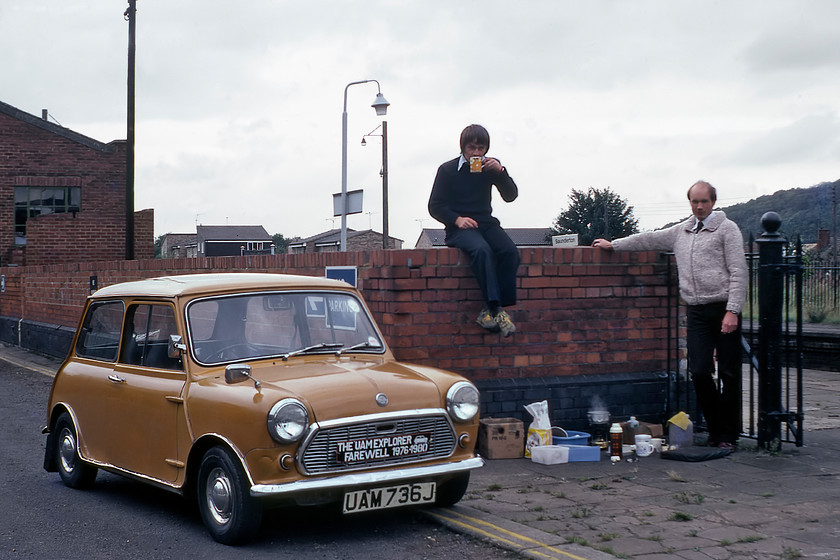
272, 233, 291, 254
551, 187, 639, 246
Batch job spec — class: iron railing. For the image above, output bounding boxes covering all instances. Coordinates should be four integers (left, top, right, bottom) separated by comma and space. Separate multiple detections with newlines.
663, 231, 834, 448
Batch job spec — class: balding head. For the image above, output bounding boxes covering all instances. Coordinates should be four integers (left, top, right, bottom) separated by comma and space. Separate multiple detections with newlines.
687, 181, 717, 203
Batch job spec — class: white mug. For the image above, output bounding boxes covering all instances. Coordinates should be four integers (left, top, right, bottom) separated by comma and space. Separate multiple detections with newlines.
635, 434, 654, 457
650, 437, 663, 453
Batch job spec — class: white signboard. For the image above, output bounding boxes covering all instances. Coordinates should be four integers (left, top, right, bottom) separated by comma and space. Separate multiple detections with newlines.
333, 189, 364, 216
552, 234, 580, 247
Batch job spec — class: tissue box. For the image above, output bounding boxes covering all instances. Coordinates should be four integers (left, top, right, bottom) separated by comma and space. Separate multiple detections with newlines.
558, 444, 601, 462
478, 418, 525, 459
530, 445, 569, 465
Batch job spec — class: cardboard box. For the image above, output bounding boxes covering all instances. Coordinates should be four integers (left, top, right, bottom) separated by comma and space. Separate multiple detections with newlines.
638, 421, 664, 438
478, 417, 525, 459
621, 421, 664, 443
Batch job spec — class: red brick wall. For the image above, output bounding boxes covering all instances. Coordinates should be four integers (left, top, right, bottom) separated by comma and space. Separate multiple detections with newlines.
0, 247, 675, 381
134, 209, 155, 261
0, 108, 154, 265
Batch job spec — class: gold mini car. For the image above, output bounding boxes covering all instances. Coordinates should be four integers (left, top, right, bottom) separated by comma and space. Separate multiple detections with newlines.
43, 273, 483, 544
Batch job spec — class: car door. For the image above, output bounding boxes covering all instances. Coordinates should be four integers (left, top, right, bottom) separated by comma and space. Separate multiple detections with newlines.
106, 302, 187, 483
67, 299, 129, 464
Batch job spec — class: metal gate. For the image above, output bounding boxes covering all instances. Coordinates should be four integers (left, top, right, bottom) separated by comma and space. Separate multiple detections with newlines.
665, 218, 805, 448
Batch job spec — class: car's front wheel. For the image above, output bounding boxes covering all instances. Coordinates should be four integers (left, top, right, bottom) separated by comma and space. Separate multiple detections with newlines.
197, 446, 262, 545
54, 412, 98, 489
435, 472, 470, 507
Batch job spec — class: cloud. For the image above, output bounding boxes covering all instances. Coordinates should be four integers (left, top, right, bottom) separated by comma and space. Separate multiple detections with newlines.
709, 112, 840, 167
745, 19, 840, 74
3, 0, 840, 242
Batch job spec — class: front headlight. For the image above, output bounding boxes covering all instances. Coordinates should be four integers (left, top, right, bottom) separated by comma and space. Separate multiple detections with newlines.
267, 399, 309, 443
446, 381, 480, 423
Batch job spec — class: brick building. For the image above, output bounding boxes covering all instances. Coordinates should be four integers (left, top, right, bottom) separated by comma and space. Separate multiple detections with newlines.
0, 100, 153, 266
288, 228, 403, 253
160, 225, 275, 258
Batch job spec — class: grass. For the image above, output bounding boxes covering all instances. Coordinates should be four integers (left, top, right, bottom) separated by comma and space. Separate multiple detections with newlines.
669, 511, 694, 522
737, 535, 765, 544
674, 491, 705, 504
780, 547, 804, 559
571, 507, 592, 519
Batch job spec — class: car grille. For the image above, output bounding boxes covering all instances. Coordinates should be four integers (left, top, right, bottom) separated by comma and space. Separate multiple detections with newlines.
300, 412, 456, 475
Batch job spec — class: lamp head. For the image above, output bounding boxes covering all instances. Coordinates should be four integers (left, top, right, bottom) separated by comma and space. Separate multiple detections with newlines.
371, 92, 390, 116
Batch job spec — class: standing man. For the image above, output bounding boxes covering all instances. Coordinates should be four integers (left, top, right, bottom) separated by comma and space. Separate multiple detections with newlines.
428, 124, 520, 337
593, 181, 748, 449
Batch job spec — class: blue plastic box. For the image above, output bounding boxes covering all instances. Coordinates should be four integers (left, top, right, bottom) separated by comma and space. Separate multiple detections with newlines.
557, 444, 601, 462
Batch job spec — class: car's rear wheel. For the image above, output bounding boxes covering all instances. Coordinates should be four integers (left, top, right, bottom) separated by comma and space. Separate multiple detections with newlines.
197, 446, 262, 545
435, 472, 470, 506
54, 412, 98, 489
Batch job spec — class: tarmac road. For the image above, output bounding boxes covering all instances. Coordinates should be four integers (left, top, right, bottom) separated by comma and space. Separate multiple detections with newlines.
0, 346, 517, 560
4, 344, 840, 559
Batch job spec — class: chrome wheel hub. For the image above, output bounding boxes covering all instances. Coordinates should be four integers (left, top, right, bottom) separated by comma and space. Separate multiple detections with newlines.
206, 467, 233, 525
59, 428, 77, 474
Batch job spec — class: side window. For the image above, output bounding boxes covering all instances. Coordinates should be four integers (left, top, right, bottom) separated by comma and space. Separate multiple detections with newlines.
76, 301, 125, 362
120, 304, 182, 371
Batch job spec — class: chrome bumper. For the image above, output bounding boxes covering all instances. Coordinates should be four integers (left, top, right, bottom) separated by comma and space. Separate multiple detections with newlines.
250, 456, 484, 498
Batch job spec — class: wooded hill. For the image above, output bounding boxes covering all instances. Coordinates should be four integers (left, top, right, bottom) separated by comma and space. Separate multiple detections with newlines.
664, 179, 839, 244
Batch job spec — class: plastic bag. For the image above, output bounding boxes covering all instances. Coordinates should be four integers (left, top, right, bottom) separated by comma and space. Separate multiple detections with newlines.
524, 400, 551, 458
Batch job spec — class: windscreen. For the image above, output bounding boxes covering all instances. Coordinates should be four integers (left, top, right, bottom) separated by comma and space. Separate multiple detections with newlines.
186, 291, 384, 365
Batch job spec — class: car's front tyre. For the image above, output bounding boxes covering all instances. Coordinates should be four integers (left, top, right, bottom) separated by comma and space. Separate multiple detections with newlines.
435, 472, 470, 507
197, 446, 262, 545
54, 412, 98, 489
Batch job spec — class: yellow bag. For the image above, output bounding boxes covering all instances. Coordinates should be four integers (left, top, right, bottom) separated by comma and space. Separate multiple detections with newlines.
524, 400, 551, 458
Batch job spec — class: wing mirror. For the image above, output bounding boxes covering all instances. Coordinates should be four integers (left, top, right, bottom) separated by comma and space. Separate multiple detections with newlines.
225, 363, 261, 390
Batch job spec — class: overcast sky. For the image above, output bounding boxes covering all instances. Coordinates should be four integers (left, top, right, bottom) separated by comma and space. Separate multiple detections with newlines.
2, 1, 839, 245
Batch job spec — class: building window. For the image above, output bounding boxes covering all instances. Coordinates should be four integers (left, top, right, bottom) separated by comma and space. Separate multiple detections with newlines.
14, 186, 81, 244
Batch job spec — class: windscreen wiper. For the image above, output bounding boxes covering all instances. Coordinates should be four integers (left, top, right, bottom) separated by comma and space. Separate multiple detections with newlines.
335, 341, 379, 356
281, 342, 343, 361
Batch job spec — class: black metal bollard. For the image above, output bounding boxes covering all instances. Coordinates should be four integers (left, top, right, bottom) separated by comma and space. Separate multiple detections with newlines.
756, 212, 785, 451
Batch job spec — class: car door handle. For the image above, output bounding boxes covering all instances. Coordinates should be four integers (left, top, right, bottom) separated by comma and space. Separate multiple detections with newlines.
108, 375, 126, 384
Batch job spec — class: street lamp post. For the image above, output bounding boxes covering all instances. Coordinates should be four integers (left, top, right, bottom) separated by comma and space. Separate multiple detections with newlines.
340, 80, 389, 252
